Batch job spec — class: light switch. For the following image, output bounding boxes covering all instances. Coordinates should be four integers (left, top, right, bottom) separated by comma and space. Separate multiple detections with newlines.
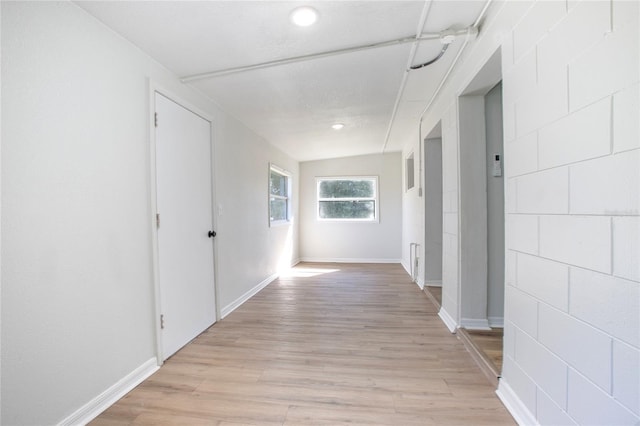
492, 154, 502, 177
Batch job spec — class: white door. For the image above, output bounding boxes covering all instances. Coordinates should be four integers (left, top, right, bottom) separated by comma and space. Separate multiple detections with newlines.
155, 92, 216, 360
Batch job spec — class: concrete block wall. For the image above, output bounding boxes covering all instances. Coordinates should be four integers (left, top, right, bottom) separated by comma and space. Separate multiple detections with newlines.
402, 0, 638, 423
500, 0, 639, 423
439, 106, 461, 329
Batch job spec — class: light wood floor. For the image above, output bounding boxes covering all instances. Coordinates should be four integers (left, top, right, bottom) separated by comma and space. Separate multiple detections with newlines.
457, 328, 504, 388
424, 286, 442, 309
467, 329, 504, 374
92, 263, 515, 425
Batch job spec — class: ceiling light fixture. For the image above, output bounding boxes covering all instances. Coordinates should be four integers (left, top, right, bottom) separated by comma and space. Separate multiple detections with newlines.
332, 123, 344, 130
290, 6, 318, 27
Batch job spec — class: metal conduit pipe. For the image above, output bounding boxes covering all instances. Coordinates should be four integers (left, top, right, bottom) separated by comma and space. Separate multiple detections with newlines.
380, 25, 478, 153
413, 0, 492, 196
379, 0, 434, 154
180, 27, 473, 83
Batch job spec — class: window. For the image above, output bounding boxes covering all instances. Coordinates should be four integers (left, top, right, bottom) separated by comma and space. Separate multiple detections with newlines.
269, 164, 291, 225
406, 153, 415, 191
317, 177, 378, 221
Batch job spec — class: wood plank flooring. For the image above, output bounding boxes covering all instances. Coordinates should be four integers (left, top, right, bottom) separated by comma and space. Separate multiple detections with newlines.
424, 286, 442, 309
456, 328, 503, 388
92, 263, 515, 425
466, 329, 504, 374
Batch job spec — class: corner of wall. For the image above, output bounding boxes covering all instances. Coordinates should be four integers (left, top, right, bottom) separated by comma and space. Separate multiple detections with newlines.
438, 307, 458, 333
496, 380, 538, 426
57, 359, 159, 426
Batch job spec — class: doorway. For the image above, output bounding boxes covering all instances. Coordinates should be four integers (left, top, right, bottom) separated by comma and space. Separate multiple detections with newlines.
456, 49, 505, 383
154, 92, 217, 360
423, 123, 443, 308
457, 49, 504, 329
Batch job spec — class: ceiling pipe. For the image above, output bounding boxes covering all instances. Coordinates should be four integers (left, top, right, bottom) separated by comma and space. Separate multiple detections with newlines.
180, 28, 472, 83
379, 0, 434, 154
418, 0, 491, 123
380, 16, 478, 154
412, 0, 492, 197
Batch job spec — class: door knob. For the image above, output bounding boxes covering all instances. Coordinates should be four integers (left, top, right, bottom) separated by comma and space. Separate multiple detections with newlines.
208, 230, 216, 238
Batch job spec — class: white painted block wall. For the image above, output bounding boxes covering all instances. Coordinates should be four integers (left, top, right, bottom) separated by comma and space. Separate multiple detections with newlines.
401, 1, 639, 423
502, 1, 639, 423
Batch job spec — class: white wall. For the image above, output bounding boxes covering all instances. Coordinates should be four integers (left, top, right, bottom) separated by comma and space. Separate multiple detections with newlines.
484, 82, 505, 325
401, 1, 639, 424
402, 149, 423, 280
423, 137, 443, 286
214, 117, 299, 316
1, 2, 298, 424
299, 153, 402, 262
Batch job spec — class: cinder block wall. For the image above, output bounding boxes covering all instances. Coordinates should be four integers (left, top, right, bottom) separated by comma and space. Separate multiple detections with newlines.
501, 1, 638, 424
402, 1, 639, 423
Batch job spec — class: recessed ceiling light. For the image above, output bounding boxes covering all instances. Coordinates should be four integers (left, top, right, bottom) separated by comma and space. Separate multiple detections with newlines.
290, 6, 318, 27
332, 123, 345, 130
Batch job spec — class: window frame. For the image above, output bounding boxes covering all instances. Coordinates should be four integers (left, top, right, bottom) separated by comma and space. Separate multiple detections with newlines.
269, 163, 292, 227
316, 176, 379, 223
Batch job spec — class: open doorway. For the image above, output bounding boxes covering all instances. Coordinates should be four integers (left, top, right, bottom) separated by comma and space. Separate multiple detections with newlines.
423, 122, 443, 309
456, 48, 504, 385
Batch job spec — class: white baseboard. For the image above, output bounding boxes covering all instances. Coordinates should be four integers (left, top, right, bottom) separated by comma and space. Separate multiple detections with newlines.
58, 358, 159, 426
438, 307, 458, 333
401, 260, 410, 275
496, 379, 538, 426
221, 273, 278, 319
460, 318, 492, 330
300, 257, 401, 264
399, 261, 423, 288
489, 316, 504, 328
424, 280, 442, 287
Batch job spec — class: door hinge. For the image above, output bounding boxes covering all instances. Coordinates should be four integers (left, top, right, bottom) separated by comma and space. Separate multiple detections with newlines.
160, 314, 165, 329
156, 213, 160, 228
154, 112, 158, 128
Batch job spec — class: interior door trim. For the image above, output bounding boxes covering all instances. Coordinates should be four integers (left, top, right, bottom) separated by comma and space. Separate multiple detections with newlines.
147, 79, 220, 365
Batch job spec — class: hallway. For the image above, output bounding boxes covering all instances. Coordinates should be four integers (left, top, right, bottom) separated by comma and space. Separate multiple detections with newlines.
92, 263, 514, 425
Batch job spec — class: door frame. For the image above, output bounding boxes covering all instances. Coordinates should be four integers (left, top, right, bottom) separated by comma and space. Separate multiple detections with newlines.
455, 48, 503, 330
147, 80, 220, 364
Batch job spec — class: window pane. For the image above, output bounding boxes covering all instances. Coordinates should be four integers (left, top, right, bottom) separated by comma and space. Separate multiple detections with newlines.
319, 200, 375, 219
270, 197, 287, 221
319, 179, 374, 199
270, 171, 287, 197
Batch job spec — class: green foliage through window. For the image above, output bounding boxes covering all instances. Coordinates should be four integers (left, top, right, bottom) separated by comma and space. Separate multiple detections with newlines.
317, 177, 377, 221
270, 167, 290, 223
270, 171, 287, 197
318, 180, 374, 198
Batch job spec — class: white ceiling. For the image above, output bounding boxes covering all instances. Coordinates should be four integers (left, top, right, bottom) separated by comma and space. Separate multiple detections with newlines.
75, 1, 486, 162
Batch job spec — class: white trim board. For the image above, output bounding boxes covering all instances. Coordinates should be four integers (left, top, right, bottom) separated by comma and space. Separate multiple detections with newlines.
400, 261, 423, 288
488, 316, 504, 328
438, 307, 458, 333
496, 380, 538, 426
401, 260, 411, 276
300, 258, 401, 264
57, 358, 159, 426
460, 318, 491, 330
220, 273, 278, 319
